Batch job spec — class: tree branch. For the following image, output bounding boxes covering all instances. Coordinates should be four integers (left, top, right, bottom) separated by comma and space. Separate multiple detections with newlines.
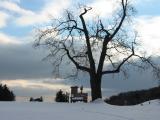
62, 43, 90, 72
110, 0, 128, 39
79, 8, 96, 72
102, 42, 134, 75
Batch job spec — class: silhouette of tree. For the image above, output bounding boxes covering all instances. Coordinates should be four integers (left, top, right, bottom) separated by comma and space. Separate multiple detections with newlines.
0, 84, 15, 101
55, 90, 69, 102
35, 0, 160, 101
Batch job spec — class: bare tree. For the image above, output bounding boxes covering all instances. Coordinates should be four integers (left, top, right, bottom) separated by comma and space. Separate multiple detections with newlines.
35, 0, 160, 101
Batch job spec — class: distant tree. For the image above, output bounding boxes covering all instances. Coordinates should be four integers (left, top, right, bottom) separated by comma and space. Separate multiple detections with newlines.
55, 90, 69, 102
0, 84, 15, 101
35, 0, 160, 101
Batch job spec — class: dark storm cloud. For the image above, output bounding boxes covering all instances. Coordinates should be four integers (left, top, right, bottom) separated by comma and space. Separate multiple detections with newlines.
0, 41, 159, 97
0, 43, 53, 80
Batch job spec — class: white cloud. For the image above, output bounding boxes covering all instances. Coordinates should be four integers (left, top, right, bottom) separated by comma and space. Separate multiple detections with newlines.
0, 11, 9, 28
15, 0, 71, 26
0, 79, 71, 98
0, 1, 34, 15
86, 0, 118, 19
135, 16, 160, 55
0, 79, 70, 91
0, 32, 22, 44
0, 0, 132, 27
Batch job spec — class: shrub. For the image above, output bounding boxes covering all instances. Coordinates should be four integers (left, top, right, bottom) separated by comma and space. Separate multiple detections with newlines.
55, 89, 69, 102
0, 84, 15, 101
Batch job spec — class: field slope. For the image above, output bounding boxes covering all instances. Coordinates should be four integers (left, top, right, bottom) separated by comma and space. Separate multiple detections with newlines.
0, 100, 159, 120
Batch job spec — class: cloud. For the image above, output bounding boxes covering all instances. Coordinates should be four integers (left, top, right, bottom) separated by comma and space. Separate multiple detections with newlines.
0, 79, 71, 100
135, 16, 160, 55
15, 0, 71, 26
0, 79, 69, 91
0, 11, 9, 28
0, 65, 158, 99
0, 33, 158, 99
0, 32, 22, 44
0, 1, 34, 15
86, 0, 118, 19
0, 0, 118, 27
0, 33, 53, 80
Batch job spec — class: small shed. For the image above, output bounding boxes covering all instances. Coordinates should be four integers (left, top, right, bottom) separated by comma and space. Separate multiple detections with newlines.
70, 86, 88, 103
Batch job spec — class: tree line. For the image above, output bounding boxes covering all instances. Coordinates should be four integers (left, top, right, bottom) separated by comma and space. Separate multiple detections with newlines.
105, 86, 160, 105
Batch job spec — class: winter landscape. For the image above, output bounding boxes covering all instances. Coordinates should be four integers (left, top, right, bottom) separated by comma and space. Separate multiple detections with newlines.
0, 0, 160, 120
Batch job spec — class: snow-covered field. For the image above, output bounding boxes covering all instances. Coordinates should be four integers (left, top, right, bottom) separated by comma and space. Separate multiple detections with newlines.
0, 100, 159, 120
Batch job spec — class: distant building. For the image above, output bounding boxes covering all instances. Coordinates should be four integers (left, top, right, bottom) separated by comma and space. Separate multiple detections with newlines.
70, 86, 88, 103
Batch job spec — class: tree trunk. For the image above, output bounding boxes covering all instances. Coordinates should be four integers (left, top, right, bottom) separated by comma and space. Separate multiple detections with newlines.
90, 74, 102, 101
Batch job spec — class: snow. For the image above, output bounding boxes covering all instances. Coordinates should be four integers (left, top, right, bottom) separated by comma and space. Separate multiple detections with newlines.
0, 100, 159, 120
90, 98, 105, 103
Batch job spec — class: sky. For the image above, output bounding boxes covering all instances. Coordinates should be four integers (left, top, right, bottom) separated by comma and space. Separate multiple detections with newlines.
0, 0, 160, 101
